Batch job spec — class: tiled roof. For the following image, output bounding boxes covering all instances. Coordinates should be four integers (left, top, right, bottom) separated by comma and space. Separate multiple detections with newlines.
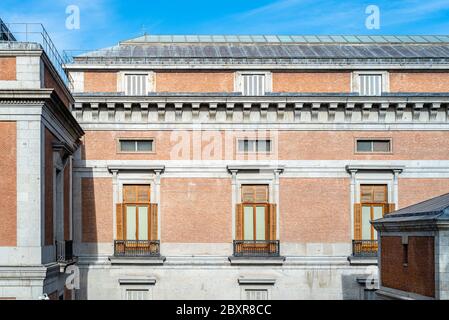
377, 193, 449, 223
65, 35, 449, 65
121, 35, 449, 44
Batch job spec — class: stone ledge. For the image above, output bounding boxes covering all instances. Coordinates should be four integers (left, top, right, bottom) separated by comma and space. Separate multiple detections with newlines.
119, 277, 157, 286
238, 278, 276, 285
228, 256, 285, 266
375, 287, 434, 300
108, 256, 166, 266
58, 257, 78, 273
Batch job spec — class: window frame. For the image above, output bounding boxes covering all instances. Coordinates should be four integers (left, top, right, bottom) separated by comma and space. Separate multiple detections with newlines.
123, 185, 152, 241
241, 184, 270, 241
354, 138, 393, 154
117, 138, 156, 154
358, 184, 388, 241
235, 71, 272, 96
236, 138, 273, 154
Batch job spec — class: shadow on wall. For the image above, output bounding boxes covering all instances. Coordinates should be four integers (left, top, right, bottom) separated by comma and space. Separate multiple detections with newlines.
76, 143, 97, 300
341, 274, 367, 300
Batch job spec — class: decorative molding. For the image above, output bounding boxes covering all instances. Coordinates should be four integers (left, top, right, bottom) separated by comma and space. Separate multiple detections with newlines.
238, 278, 276, 285
107, 164, 165, 173
227, 165, 285, 173
70, 95, 449, 127
345, 165, 405, 174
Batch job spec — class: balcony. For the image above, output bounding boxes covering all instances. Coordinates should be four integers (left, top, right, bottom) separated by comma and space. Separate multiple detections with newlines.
56, 240, 74, 263
233, 240, 280, 257
114, 240, 160, 258
352, 240, 378, 258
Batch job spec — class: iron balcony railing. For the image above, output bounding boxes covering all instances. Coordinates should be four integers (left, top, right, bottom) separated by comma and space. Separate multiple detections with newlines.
233, 240, 280, 257
352, 240, 378, 258
56, 240, 74, 263
114, 240, 161, 257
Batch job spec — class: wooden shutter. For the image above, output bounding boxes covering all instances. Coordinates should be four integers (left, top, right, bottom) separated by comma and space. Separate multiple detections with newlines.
354, 203, 362, 240
373, 185, 387, 203
385, 203, 396, 215
149, 203, 158, 240
116, 203, 124, 240
242, 185, 268, 203
236, 204, 243, 240
269, 204, 277, 240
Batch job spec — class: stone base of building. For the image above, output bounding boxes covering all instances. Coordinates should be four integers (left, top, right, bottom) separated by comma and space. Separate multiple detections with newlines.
75, 256, 377, 300
0, 264, 73, 300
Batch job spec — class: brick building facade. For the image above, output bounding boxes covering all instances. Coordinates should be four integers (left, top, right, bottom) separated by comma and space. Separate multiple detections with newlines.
1, 26, 449, 299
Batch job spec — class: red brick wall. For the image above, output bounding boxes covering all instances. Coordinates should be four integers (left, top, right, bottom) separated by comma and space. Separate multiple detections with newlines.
64, 163, 71, 241
390, 71, 449, 92
280, 178, 350, 242
381, 236, 435, 298
273, 72, 351, 93
84, 71, 117, 92
399, 179, 449, 209
43, 65, 71, 108
0, 122, 17, 247
156, 71, 234, 93
161, 178, 232, 243
81, 178, 113, 243
45, 129, 55, 246
0, 57, 16, 80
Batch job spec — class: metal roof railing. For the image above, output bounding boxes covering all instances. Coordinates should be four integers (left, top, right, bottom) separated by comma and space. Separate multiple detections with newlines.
0, 21, 73, 90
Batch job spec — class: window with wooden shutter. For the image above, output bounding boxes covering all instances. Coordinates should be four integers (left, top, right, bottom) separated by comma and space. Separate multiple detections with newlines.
150, 203, 158, 240
354, 203, 362, 240
242, 74, 266, 96
360, 185, 387, 204
116, 203, 124, 240
355, 184, 391, 241
269, 203, 277, 241
125, 74, 148, 96
120, 185, 154, 241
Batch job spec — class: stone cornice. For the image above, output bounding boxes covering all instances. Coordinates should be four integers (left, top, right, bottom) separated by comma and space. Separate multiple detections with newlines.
0, 89, 84, 139
71, 94, 449, 126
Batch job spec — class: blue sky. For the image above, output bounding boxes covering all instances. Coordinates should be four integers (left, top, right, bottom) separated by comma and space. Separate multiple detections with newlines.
1, 0, 449, 51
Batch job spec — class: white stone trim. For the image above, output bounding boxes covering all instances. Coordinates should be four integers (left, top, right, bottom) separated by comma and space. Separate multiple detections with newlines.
234, 71, 273, 94
352, 71, 390, 94
117, 70, 155, 94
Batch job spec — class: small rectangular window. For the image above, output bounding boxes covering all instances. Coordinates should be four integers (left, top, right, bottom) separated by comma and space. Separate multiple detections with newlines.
356, 139, 391, 153
238, 139, 272, 153
359, 74, 382, 96
125, 74, 148, 96
125, 289, 149, 301
242, 74, 266, 96
119, 139, 154, 153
